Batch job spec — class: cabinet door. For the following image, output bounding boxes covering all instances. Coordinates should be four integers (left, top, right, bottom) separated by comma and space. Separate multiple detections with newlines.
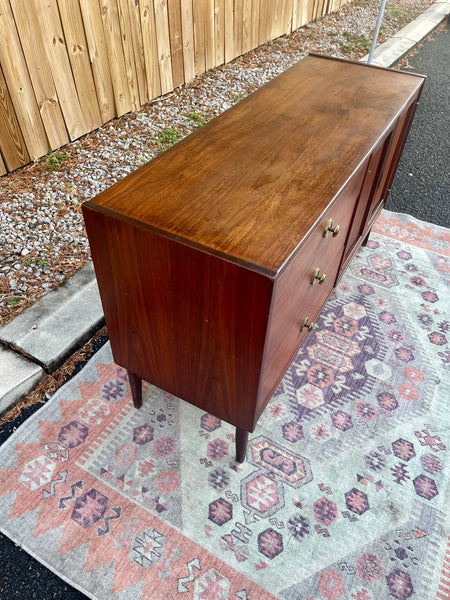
360, 97, 420, 235
339, 129, 395, 277
362, 133, 395, 227
338, 159, 371, 274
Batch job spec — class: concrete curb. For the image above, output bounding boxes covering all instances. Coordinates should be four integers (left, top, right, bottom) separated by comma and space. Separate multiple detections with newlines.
1, 2, 449, 415
0, 263, 104, 412
360, 1, 450, 67
0, 346, 44, 414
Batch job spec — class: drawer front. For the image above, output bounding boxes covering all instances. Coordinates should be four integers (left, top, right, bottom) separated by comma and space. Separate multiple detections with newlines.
257, 173, 362, 420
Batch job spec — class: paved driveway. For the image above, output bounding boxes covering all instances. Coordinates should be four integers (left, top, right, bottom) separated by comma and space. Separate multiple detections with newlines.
386, 20, 450, 228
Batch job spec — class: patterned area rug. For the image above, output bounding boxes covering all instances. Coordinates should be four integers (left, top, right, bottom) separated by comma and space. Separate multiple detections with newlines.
1, 210, 449, 600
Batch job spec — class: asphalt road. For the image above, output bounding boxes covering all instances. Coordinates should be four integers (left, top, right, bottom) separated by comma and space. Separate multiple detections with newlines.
386, 19, 450, 229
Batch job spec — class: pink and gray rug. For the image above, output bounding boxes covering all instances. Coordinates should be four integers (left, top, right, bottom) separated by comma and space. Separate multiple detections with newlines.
1, 210, 449, 599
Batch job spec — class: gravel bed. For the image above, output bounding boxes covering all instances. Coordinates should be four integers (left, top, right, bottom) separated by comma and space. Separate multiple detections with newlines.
0, 0, 433, 327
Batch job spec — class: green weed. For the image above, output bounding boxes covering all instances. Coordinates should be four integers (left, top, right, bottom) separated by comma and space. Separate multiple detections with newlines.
385, 4, 415, 26
44, 150, 71, 171
339, 31, 370, 54
187, 111, 208, 128
231, 92, 245, 103
152, 128, 183, 152
6, 298, 21, 307
24, 257, 49, 269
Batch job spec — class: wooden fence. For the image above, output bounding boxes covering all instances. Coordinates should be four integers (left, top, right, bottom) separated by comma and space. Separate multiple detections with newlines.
0, 0, 349, 175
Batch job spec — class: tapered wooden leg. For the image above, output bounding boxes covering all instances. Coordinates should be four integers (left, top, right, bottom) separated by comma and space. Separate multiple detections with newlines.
361, 230, 371, 247
235, 427, 249, 463
128, 370, 142, 408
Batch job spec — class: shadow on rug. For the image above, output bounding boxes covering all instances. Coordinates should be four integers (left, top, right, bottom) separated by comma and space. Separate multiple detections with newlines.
1, 210, 449, 600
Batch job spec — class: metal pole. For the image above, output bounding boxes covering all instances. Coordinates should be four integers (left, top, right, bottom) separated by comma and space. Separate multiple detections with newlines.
368, 0, 388, 64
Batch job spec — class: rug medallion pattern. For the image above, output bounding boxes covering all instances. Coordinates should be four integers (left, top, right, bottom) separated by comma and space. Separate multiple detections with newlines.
1, 211, 449, 599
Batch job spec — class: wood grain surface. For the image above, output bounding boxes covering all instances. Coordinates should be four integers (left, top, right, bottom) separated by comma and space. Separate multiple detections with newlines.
87, 55, 424, 275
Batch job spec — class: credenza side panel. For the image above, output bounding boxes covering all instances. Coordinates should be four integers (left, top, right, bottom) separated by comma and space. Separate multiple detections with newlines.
83, 208, 274, 432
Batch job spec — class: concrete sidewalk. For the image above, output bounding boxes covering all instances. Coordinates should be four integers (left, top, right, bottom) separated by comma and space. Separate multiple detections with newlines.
1, 0, 449, 415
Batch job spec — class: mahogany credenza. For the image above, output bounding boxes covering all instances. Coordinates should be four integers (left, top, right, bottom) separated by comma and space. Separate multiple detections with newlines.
82, 54, 425, 462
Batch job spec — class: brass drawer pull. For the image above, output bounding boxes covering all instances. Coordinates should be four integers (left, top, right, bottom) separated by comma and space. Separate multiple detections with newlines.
311, 268, 326, 285
301, 317, 315, 332
323, 218, 340, 238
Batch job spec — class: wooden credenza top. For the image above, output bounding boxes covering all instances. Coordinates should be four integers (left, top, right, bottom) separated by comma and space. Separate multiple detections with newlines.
87, 54, 424, 276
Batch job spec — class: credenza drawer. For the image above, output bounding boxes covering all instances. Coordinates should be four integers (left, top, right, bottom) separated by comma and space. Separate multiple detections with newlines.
256, 168, 366, 418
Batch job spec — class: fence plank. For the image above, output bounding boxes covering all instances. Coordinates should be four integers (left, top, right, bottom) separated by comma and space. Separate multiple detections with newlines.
297, 0, 309, 27
292, 0, 298, 29
154, 0, 174, 94
0, 151, 6, 176
100, 0, 133, 116
313, 0, 319, 19
79, 0, 115, 122
117, 0, 140, 111
9, 0, 68, 149
258, 0, 270, 45
282, 0, 293, 33
234, 0, 243, 56
0, 0, 47, 161
141, 1, 162, 98
0, 64, 30, 171
204, 0, 215, 70
269, 0, 280, 39
292, 0, 301, 29
127, 0, 148, 104
308, 0, 315, 22
167, 0, 185, 88
242, 0, 252, 53
271, 0, 290, 38
249, 0, 260, 49
214, 0, 225, 66
57, 0, 102, 133
180, 0, 195, 83
316, 0, 325, 19
193, 0, 206, 75
35, 0, 88, 141
224, 0, 236, 62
